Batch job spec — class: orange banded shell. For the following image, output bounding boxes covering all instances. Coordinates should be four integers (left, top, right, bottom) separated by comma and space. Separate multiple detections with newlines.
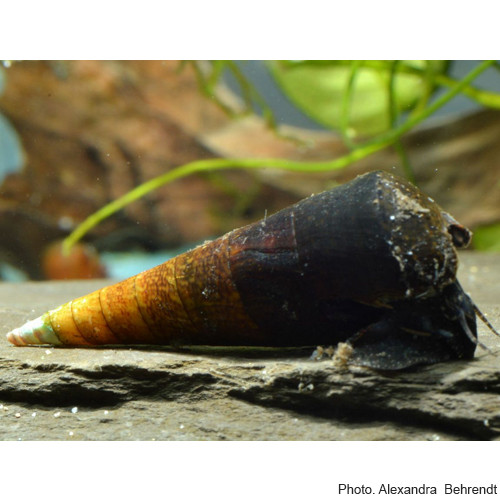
6, 171, 491, 370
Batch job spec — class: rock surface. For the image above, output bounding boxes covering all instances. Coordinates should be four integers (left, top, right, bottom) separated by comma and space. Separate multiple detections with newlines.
0, 252, 499, 441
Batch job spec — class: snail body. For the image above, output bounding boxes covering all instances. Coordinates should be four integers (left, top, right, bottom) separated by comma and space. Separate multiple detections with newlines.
6, 171, 488, 370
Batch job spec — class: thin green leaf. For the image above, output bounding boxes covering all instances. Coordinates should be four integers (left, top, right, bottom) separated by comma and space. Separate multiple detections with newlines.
393, 140, 415, 184
374, 60, 500, 109
190, 61, 237, 117
339, 60, 362, 148
411, 60, 437, 116
387, 60, 400, 128
63, 60, 495, 252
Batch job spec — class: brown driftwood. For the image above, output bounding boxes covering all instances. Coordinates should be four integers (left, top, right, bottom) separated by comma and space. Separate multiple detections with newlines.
0, 61, 498, 280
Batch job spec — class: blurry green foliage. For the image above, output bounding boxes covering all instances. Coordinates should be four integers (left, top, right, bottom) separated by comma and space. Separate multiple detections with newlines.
186, 60, 500, 252
473, 224, 500, 252
267, 60, 448, 137
192, 60, 500, 140
62, 60, 500, 252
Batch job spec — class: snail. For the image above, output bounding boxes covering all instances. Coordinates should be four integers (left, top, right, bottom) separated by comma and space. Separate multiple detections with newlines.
6, 170, 497, 370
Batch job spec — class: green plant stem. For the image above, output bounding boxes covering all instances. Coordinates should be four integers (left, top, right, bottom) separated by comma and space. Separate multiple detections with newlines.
364, 60, 494, 145
224, 61, 254, 109
225, 61, 279, 131
393, 140, 414, 184
340, 60, 362, 148
388, 61, 415, 182
411, 61, 437, 116
62, 60, 495, 254
189, 62, 237, 118
273, 60, 500, 109
363, 60, 500, 109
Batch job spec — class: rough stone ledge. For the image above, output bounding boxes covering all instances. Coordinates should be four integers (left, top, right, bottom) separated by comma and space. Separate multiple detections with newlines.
0, 251, 498, 440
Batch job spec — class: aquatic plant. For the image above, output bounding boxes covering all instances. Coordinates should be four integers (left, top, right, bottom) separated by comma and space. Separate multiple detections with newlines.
63, 60, 497, 253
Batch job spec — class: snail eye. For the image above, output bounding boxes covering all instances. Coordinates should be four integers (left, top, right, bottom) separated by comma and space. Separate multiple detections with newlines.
441, 211, 471, 248
447, 223, 471, 248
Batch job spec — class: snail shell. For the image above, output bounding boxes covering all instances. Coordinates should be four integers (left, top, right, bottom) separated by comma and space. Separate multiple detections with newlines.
6, 171, 483, 370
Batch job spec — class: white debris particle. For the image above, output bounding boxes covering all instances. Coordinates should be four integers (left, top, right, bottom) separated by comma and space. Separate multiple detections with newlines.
15, 412, 21, 418
179, 424, 185, 429
31, 412, 37, 417
0, 404, 3, 410
45, 349, 52, 355
103, 410, 109, 415
57, 216, 74, 231
71, 407, 78, 414
68, 431, 74, 437
54, 411, 61, 418
306, 384, 314, 391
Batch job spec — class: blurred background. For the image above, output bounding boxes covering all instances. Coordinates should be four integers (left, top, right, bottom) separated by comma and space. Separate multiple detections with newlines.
0, 60, 498, 282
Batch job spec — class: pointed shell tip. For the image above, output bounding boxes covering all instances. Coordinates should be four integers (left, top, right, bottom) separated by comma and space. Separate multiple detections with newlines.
6, 329, 25, 346
6, 315, 62, 346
